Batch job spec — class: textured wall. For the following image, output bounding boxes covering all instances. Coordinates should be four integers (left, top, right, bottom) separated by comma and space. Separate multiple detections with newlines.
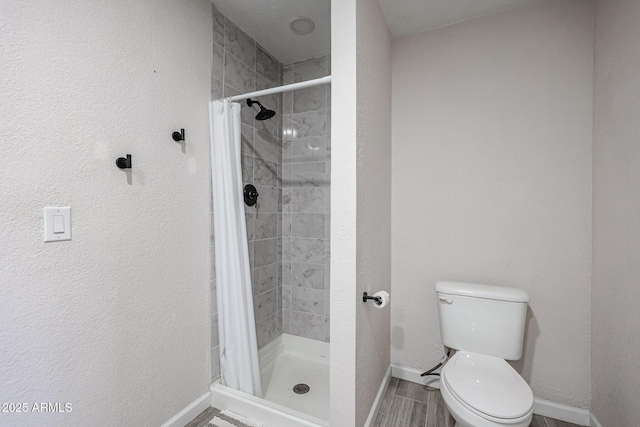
0, 0, 212, 425
391, 0, 594, 409
354, 0, 393, 425
330, 0, 358, 424
281, 56, 332, 343
592, 0, 640, 424
210, 5, 284, 382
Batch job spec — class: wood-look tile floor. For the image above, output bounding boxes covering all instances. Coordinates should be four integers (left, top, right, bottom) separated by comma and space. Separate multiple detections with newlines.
186, 378, 583, 427
374, 378, 583, 427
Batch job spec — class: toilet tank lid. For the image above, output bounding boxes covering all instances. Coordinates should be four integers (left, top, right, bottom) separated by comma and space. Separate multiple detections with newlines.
435, 281, 529, 303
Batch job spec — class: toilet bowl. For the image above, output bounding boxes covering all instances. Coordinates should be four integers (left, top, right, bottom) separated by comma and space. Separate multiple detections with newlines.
439, 351, 533, 427
435, 281, 533, 427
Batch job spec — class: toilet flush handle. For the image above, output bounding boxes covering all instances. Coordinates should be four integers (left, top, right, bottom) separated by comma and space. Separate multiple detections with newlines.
439, 296, 453, 304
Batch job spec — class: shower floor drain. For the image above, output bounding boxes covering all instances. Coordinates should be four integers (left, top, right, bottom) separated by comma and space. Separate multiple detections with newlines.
293, 383, 310, 394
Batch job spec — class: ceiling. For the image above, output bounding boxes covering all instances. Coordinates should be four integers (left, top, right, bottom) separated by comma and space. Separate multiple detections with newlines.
211, 0, 542, 65
378, 0, 542, 38
211, 0, 330, 65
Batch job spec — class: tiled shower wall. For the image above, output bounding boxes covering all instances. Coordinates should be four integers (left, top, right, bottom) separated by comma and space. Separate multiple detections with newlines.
210, 5, 284, 382
281, 57, 332, 342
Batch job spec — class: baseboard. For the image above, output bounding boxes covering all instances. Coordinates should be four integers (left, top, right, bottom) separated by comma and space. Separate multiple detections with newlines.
390, 363, 440, 389
533, 398, 590, 426
590, 412, 603, 427
364, 366, 391, 427
160, 391, 212, 427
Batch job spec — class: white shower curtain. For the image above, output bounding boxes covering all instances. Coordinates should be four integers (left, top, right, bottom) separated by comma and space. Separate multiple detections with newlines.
209, 100, 263, 398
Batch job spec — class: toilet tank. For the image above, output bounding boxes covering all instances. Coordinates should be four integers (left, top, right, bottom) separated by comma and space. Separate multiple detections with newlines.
435, 281, 529, 360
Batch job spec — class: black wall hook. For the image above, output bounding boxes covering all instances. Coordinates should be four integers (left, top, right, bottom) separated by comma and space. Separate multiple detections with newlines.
172, 128, 185, 142
362, 292, 382, 305
116, 154, 132, 169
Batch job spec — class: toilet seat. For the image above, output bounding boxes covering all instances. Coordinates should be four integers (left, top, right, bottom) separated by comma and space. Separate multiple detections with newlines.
442, 351, 534, 422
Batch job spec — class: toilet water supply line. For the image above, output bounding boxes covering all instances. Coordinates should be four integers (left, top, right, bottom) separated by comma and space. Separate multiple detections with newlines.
420, 349, 451, 378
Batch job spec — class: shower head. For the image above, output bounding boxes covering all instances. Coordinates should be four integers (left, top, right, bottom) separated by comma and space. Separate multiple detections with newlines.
247, 98, 276, 121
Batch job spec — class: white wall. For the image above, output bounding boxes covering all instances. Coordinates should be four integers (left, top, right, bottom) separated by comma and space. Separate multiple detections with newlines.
592, 0, 640, 424
355, 0, 393, 425
330, 0, 358, 423
0, 1, 212, 425
391, 0, 594, 408
331, 0, 392, 424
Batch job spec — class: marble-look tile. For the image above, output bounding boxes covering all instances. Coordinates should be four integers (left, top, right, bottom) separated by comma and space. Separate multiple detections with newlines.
291, 213, 325, 238
283, 91, 293, 115
211, 346, 221, 382
282, 237, 291, 262
241, 125, 254, 156
324, 316, 330, 343
257, 312, 280, 349
281, 262, 291, 285
212, 42, 224, 80
282, 285, 291, 310
282, 213, 292, 237
324, 291, 330, 316
291, 311, 325, 340
252, 262, 277, 294
254, 130, 280, 164
293, 86, 327, 113
283, 137, 327, 163
254, 287, 278, 323
253, 212, 277, 240
294, 57, 328, 82
211, 76, 223, 100
255, 112, 281, 139
254, 186, 280, 213
224, 18, 255, 68
325, 187, 331, 214
324, 261, 330, 290
242, 155, 253, 185
292, 287, 324, 315
291, 187, 325, 213
248, 241, 254, 268
282, 309, 291, 334
244, 212, 254, 241
291, 110, 327, 138
210, 280, 217, 314
290, 162, 326, 187
282, 115, 294, 139
253, 158, 278, 187
255, 75, 281, 112
282, 188, 292, 212
281, 163, 292, 187
253, 238, 277, 267
211, 314, 219, 348
256, 46, 282, 84
291, 238, 325, 264
291, 262, 324, 289
324, 238, 330, 264
325, 214, 331, 239
224, 52, 254, 94
212, 6, 224, 46
283, 64, 294, 84
225, 85, 254, 126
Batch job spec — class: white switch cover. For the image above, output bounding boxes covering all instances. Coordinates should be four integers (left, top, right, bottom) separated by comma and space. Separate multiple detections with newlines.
44, 207, 71, 242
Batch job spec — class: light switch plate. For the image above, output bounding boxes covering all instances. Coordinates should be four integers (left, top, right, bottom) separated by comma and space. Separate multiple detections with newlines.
44, 207, 71, 242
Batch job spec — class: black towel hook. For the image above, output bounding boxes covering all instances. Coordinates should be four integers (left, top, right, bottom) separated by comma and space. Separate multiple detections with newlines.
172, 128, 185, 142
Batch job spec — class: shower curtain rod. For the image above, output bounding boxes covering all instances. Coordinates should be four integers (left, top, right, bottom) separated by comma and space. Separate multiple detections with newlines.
223, 75, 332, 102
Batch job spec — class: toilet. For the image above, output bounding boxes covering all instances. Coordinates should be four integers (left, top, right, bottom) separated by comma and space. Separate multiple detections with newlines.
435, 281, 534, 427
